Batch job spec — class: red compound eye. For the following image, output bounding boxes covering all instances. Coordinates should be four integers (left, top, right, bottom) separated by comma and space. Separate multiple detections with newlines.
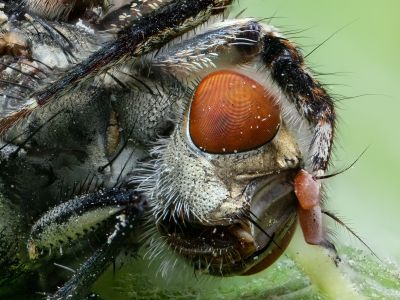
189, 70, 281, 154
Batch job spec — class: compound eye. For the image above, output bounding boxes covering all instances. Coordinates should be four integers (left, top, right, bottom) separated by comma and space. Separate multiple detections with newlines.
189, 70, 281, 154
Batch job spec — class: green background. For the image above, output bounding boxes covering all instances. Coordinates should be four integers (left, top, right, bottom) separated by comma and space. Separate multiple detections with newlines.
239, 0, 400, 261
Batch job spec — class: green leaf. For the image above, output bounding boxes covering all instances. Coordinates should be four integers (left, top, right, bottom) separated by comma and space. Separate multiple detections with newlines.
94, 231, 400, 299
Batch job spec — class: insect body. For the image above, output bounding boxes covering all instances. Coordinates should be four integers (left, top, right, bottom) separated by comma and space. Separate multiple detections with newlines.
0, 0, 336, 298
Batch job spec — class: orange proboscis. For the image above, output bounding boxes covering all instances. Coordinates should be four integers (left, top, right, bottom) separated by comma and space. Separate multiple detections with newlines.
294, 169, 320, 210
294, 169, 323, 245
298, 205, 323, 245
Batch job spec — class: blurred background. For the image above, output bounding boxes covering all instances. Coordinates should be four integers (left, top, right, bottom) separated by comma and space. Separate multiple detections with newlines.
238, 0, 400, 261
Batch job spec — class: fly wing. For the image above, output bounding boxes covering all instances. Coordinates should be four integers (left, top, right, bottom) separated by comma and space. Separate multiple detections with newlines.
0, 56, 37, 119
0, 0, 233, 135
0, 4, 107, 132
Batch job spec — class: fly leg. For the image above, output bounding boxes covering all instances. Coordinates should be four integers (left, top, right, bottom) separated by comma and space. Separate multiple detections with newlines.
47, 199, 146, 300
27, 189, 147, 299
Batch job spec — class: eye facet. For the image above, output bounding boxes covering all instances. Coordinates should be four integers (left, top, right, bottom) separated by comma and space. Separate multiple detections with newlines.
189, 70, 281, 154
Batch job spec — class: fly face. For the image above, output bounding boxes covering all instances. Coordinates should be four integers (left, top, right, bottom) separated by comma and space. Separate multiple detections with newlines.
0, 0, 336, 297
138, 19, 335, 275
144, 67, 303, 275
